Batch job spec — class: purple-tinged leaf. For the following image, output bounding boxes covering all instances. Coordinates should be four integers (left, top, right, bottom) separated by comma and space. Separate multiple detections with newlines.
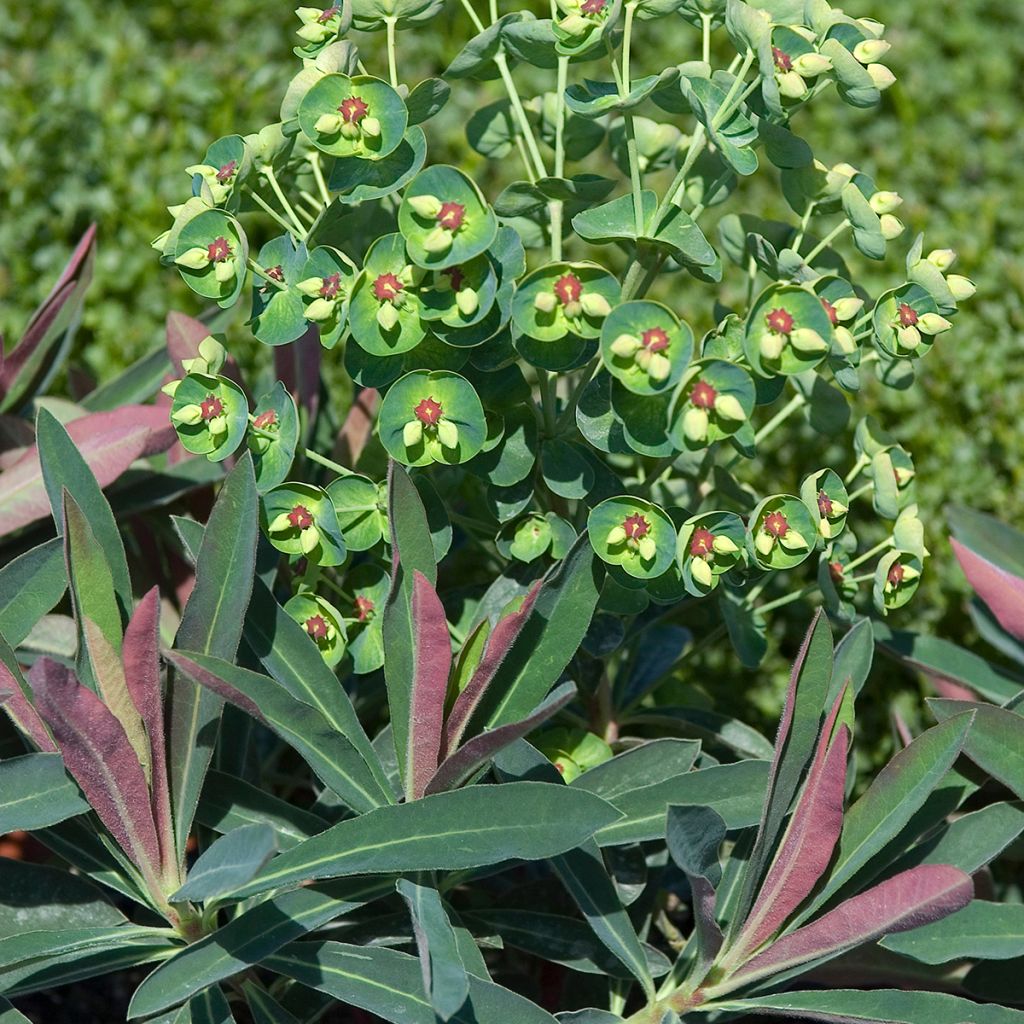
426, 682, 576, 796
735, 692, 850, 956
273, 324, 321, 434
28, 657, 162, 881
0, 637, 56, 752
442, 584, 541, 757
952, 537, 1024, 642
0, 538, 66, 649
735, 610, 833, 925
334, 387, 379, 467
732, 865, 973, 985
407, 571, 453, 801
166, 311, 249, 400
124, 587, 176, 873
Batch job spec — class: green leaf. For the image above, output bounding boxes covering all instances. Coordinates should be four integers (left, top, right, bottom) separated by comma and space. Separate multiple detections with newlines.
571, 739, 700, 800
0, 539, 66, 648
265, 940, 560, 1024
0, 752, 88, 833
171, 824, 277, 904
406, 78, 451, 124
244, 985, 301, 1024
226, 782, 620, 900
169, 455, 259, 861
880, 900, 1024, 964
0, 996, 29, 1023
0, 925, 165, 972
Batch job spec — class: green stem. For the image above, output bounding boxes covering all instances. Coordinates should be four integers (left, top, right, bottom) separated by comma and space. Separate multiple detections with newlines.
848, 481, 873, 503
805, 219, 851, 264
791, 199, 817, 253
753, 392, 805, 446
495, 53, 547, 180
844, 453, 869, 485
755, 582, 819, 616
385, 17, 399, 88
701, 12, 712, 64
263, 165, 307, 238
456, 0, 486, 31
712, 49, 754, 129
551, 56, 569, 260
251, 423, 353, 478
538, 370, 557, 435
249, 188, 305, 238
308, 152, 332, 206
845, 536, 893, 573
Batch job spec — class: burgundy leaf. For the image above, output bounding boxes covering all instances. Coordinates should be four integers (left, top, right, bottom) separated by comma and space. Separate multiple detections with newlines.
0, 281, 77, 395
123, 587, 176, 872
334, 387, 379, 467
734, 865, 973, 984
426, 681, 577, 795
691, 874, 725, 967
442, 583, 541, 758
736, 690, 850, 956
951, 537, 1024, 642
407, 571, 453, 800
0, 653, 56, 752
165, 311, 249, 400
274, 324, 321, 430
37, 223, 98, 309
28, 658, 162, 878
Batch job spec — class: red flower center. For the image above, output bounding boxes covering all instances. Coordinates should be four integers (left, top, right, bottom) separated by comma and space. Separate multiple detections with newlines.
829, 560, 845, 582
288, 504, 315, 530
623, 513, 650, 540
320, 272, 342, 299
373, 272, 403, 303
888, 562, 906, 586
318, 4, 341, 21
764, 510, 790, 538
765, 307, 794, 335
690, 378, 718, 410
642, 326, 670, 353
581, 0, 607, 14
821, 297, 838, 325
253, 410, 277, 430
216, 160, 237, 183
438, 201, 466, 232
339, 96, 369, 123
207, 237, 232, 263
200, 395, 224, 421
897, 302, 919, 327
266, 264, 285, 282
443, 266, 465, 292
354, 595, 376, 622
553, 272, 583, 306
689, 526, 716, 558
305, 615, 329, 640
414, 396, 443, 426
772, 46, 793, 73
817, 490, 834, 517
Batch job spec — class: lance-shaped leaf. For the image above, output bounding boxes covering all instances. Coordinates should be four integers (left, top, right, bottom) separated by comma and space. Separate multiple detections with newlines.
224, 782, 620, 901
383, 462, 437, 789
167, 650, 392, 813
265, 940, 560, 1024
929, 698, 1024, 800
397, 878, 470, 1021
731, 865, 972, 986
28, 658, 162, 883
182, 987, 236, 1024
442, 582, 541, 756
127, 879, 392, 1018
880, 899, 1024, 964
426, 681, 577, 795
735, 611, 833, 924
37, 407, 132, 616
708, 988, 1024, 1024
733, 691, 850, 957
572, 739, 701, 800
169, 455, 258, 861
469, 532, 603, 731
0, 538, 66, 648
0, 634, 56, 751
666, 805, 727, 969
0, 752, 88, 833
407, 571, 453, 800
244, 985, 301, 1024
0, 996, 30, 1023
171, 825, 276, 907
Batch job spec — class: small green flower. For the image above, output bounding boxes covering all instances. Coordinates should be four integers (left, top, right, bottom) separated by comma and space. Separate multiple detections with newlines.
169, 372, 248, 462
801, 469, 850, 542
299, 74, 408, 161
770, 27, 833, 101
747, 496, 818, 570
601, 300, 693, 396
295, 4, 347, 49
669, 359, 755, 450
284, 593, 348, 667
744, 284, 833, 376
262, 483, 347, 566
873, 550, 923, 613
513, 262, 621, 345
677, 511, 745, 595
588, 497, 676, 580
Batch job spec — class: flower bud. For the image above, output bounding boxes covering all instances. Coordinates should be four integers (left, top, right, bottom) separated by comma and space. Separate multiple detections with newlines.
422, 226, 453, 255
306, 298, 336, 322
198, 336, 226, 370
151, 229, 171, 253
690, 556, 713, 587
340, 121, 360, 140
896, 325, 921, 350
866, 63, 896, 90
213, 259, 237, 284
534, 291, 558, 314
832, 162, 860, 179
790, 328, 828, 354
314, 113, 344, 135
779, 528, 808, 551
869, 190, 902, 215
853, 38, 891, 63
171, 404, 204, 426
682, 407, 709, 443
455, 288, 479, 317
927, 248, 957, 272
712, 535, 738, 555
777, 70, 808, 99
637, 536, 657, 561
580, 292, 612, 318
713, 393, 746, 421
759, 332, 785, 361
403, 419, 424, 447
833, 326, 857, 354
361, 117, 381, 139
268, 512, 294, 534
436, 419, 460, 449
297, 276, 325, 296
947, 274, 976, 301
648, 353, 671, 383
880, 214, 904, 240
819, 517, 833, 539
755, 530, 775, 556
859, 18, 885, 36
917, 312, 952, 335
606, 525, 627, 546
377, 303, 400, 331
208, 415, 228, 436
297, 21, 332, 43
161, 380, 181, 398
832, 296, 864, 321
181, 356, 206, 375
175, 247, 211, 270
635, 349, 652, 371
611, 333, 640, 358
792, 52, 832, 77
300, 525, 320, 555
558, 13, 591, 35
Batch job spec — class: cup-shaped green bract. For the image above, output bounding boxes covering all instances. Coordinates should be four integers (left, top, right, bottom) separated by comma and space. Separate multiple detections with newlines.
818, 549, 858, 618
351, 0, 444, 31
284, 592, 348, 667
609, 385, 674, 458
600, 300, 693, 396
399, 165, 498, 269
513, 261, 620, 344
668, 358, 756, 451
298, 245, 359, 349
418, 254, 498, 329
747, 494, 818, 571
346, 562, 389, 674
497, 512, 575, 563
744, 283, 834, 376
189, 134, 251, 211
677, 510, 746, 596
378, 369, 486, 467
872, 282, 942, 360
348, 234, 425, 356
173, 209, 248, 308
326, 473, 386, 551
249, 234, 310, 347
261, 482, 347, 566
588, 496, 676, 580
170, 372, 249, 462
298, 74, 408, 160
249, 381, 300, 492
552, 0, 620, 60
800, 468, 850, 544
535, 726, 613, 783
870, 445, 916, 520
874, 549, 923, 613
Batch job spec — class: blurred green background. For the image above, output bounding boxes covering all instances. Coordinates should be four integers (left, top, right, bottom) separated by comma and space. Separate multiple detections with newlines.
1, 0, 1021, 660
